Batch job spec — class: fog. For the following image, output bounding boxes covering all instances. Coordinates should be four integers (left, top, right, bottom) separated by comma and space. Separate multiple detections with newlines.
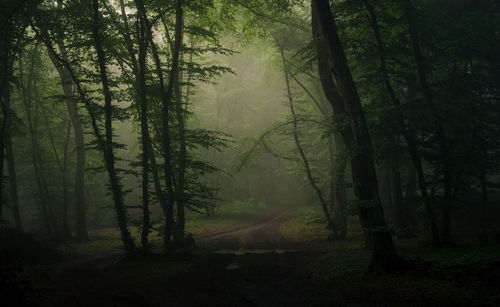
1, 0, 499, 306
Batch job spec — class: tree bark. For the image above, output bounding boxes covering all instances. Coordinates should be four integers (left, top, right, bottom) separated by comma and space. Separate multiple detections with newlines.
332, 133, 347, 238
41, 103, 72, 239
46, 30, 88, 241
62, 121, 71, 238
92, 0, 135, 254
148, 33, 175, 250
173, 3, 187, 245
312, 0, 399, 270
159, 0, 186, 246
19, 46, 56, 237
5, 135, 22, 231
390, 149, 405, 231
1, 48, 23, 230
134, 0, 152, 253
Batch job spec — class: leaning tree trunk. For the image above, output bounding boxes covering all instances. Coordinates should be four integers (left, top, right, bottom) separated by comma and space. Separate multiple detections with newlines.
91, 0, 135, 254
41, 104, 72, 239
312, 0, 399, 270
289, 69, 345, 237
19, 48, 56, 237
279, 46, 337, 236
46, 37, 88, 241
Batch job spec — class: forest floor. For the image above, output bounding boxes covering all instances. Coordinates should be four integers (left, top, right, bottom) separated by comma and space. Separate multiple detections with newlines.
3, 204, 500, 306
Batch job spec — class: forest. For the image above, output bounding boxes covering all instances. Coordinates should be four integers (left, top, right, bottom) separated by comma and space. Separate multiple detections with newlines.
1, 0, 499, 306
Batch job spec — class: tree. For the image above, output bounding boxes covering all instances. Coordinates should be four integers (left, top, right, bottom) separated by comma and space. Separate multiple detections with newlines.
311, 0, 399, 270
45, 0, 88, 241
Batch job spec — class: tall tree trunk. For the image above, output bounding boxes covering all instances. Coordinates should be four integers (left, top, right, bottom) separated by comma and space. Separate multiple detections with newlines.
159, 0, 185, 246
2, 52, 23, 230
405, 163, 417, 199
0, 25, 15, 220
333, 133, 347, 238
289, 70, 345, 236
361, 0, 440, 244
479, 170, 488, 224
5, 136, 22, 231
312, 0, 399, 270
46, 31, 88, 241
403, 0, 453, 244
62, 121, 71, 238
0, 114, 5, 220
390, 146, 405, 231
92, 0, 135, 254
41, 103, 72, 239
118, 0, 167, 251
19, 47, 56, 237
174, 26, 187, 245
134, 0, 152, 253
143, 9, 178, 251
279, 46, 337, 235
33, 82, 58, 237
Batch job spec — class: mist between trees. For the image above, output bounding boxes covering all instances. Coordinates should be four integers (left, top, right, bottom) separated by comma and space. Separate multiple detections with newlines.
1, 0, 499, 272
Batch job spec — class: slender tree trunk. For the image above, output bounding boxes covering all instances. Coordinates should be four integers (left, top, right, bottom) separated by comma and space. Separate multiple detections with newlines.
118, 0, 168, 251
144, 10, 178, 251
174, 25, 187, 245
46, 31, 88, 241
33, 83, 58, 237
92, 0, 135, 254
41, 103, 72, 239
479, 170, 488, 223
159, 0, 185, 246
0, 24, 13, 219
35, 15, 136, 244
5, 136, 22, 231
333, 133, 347, 238
133, 0, 152, 253
279, 46, 337, 235
19, 47, 56, 237
404, 0, 453, 244
24, 89, 52, 236
289, 70, 345, 236
390, 148, 405, 231
62, 121, 71, 238
0, 115, 5, 219
405, 163, 417, 198
361, 0, 439, 243
2, 57, 23, 230
312, 0, 399, 270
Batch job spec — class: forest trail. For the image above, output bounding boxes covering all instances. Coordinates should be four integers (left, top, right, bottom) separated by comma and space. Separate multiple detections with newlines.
23, 205, 358, 306
159, 205, 353, 306
196, 204, 299, 251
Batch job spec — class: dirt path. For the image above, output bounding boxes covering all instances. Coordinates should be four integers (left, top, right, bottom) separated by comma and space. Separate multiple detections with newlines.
196, 205, 298, 251
154, 206, 354, 306
20, 206, 359, 306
